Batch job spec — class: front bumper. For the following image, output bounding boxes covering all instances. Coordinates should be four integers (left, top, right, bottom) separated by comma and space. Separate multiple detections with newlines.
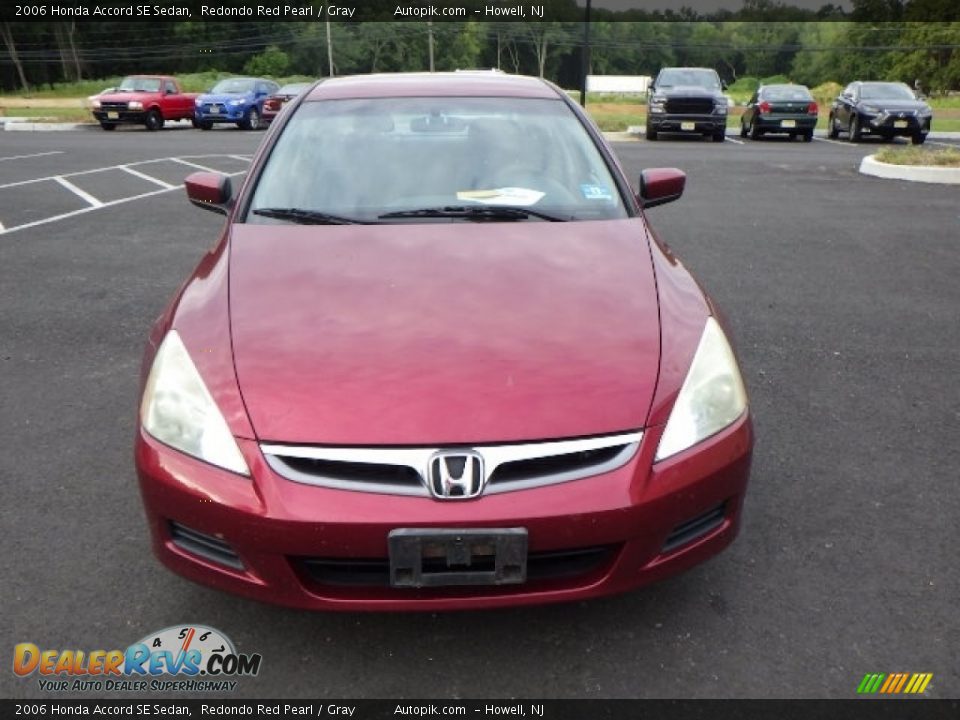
92, 110, 147, 125
864, 113, 930, 137
136, 414, 752, 611
195, 105, 247, 123
648, 114, 727, 134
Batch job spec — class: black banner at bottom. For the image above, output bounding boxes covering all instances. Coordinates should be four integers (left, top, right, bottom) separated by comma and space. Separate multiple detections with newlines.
2, 699, 959, 720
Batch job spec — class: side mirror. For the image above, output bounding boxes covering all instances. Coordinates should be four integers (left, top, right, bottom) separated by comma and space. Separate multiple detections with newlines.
638, 168, 686, 209
184, 171, 233, 215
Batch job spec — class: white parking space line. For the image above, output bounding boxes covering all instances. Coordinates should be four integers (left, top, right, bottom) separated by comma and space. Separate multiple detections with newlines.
54, 176, 103, 208
229, 154, 253, 162
0, 169, 247, 236
119, 165, 176, 189
0, 150, 64, 163
926, 140, 959, 148
725, 136, 745, 145
169, 157, 217, 172
813, 137, 858, 147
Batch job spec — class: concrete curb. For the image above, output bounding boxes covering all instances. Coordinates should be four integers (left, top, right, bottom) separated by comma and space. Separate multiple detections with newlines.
1, 120, 96, 131
859, 154, 960, 185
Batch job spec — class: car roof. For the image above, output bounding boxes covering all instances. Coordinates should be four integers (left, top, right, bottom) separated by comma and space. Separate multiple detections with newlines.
304, 72, 559, 101
659, 67, 718, 74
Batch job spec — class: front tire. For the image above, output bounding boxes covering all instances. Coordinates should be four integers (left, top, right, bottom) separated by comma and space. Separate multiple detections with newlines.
911, 133, 926, 145
99, 122, 116, 131
749, 118, 761, 140
712, 130, 726, 142
197, 120, 213, 131
849, 114, 862, 142
241, 107, 261, 131
645, 124, 657, 141
827, 114, 839, 139
144, 109, 163, 132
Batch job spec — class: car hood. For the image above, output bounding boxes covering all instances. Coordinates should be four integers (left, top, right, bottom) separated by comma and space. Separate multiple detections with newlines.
198, 92, 252, 104
228, 219, 662, 445
859, 99, 927, 112
100, 90, 158, 102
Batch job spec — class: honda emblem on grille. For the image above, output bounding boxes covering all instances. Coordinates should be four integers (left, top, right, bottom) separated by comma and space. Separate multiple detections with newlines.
427, 451, 485, 500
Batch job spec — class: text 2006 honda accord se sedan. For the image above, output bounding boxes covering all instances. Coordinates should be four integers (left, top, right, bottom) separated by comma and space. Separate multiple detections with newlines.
135, 72, 753, 611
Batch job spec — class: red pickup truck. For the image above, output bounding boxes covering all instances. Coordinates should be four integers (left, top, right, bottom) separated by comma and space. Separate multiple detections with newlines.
91, 75, 199, 131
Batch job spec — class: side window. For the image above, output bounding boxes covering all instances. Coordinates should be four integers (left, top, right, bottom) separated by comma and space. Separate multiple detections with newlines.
843, 84, 855, 99
165, 81, 176, 94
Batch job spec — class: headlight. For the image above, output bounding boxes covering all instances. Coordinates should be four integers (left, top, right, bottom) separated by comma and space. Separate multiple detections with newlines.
861, 105, 881, 114
655, 317, 748, 462
140, 331, 250, 475
195, 98, 203, 107
128, 101, 143, 110
91, 99, 101, 109
229, 99, 245, 106
714, 100, 729, 114
918, 105, 932, 116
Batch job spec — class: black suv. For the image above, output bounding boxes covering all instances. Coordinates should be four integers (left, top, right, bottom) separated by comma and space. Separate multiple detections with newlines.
828, 81, 932, 144
647, 67, 728, 142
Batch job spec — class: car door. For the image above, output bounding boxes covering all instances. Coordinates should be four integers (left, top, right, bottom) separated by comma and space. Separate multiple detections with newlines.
255, 82, 271, 112
835, 84, 857, 126
163, 79, 183, 116
744, 90, 759, 127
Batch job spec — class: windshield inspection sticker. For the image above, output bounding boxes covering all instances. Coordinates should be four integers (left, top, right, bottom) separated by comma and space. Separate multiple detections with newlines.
457, 187, 545, 206
580, 184, 613, 200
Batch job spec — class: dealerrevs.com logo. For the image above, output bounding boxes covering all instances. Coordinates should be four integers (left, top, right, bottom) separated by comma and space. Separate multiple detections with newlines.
13, 625, 262, 692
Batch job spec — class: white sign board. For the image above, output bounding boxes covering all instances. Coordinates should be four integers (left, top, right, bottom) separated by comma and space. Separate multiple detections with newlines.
586, 75, 652, 94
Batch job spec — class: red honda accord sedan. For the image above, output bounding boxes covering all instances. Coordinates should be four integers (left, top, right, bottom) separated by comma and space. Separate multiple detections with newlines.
136, 72, 753, 611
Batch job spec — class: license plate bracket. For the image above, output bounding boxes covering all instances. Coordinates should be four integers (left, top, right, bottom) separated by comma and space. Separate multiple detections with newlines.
388, 528, 528, 588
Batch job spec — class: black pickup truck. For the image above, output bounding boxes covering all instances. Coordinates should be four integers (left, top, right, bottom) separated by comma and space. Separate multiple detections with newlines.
646, 67, 729, 142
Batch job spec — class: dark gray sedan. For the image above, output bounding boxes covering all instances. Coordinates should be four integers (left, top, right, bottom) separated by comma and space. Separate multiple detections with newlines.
740, 84, 818, 142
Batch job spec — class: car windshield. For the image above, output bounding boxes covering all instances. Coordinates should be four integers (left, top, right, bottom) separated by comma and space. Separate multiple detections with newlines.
247, 97, 628, 223
761, 86, 812, 101
118, 77, 161, 93
277, 84, 310, 96
657, 69, 721, 90
211, 79, 255, 94
861, 83, 916, 101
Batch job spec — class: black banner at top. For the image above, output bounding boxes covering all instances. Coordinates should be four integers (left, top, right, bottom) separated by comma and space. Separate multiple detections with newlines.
2, 0, 959, 23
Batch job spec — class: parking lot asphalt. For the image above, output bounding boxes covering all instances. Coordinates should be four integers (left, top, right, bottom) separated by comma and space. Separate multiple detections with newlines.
1, 128, 957, 700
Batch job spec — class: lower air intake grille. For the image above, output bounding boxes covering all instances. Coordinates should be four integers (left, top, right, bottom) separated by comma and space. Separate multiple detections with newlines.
298, 545, 616, 588
662, 504, 726, 553
169, 522, 243, 570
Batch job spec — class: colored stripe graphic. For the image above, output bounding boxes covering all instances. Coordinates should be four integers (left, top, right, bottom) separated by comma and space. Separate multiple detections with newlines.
858, 672, 932, 694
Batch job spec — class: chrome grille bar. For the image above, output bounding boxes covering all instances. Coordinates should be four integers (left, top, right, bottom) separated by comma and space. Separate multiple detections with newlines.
262, 431, 642, 497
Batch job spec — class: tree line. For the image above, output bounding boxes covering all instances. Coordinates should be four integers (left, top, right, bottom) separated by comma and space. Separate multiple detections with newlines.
1, 0, 958, 94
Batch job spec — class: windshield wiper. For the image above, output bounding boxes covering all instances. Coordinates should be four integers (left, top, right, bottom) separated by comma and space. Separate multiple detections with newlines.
252, 208, 370, 225
378, 205, 569, 222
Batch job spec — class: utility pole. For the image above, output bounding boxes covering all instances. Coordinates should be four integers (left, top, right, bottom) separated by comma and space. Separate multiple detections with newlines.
428, 21, 435, 72
579, 0, 592, 107
325, 18, 334, 77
